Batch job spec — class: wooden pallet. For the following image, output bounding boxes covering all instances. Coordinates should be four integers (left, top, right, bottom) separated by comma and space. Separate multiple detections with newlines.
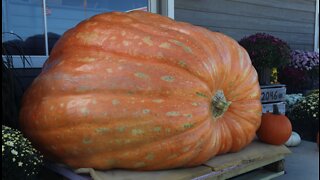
69, 140, 291, 180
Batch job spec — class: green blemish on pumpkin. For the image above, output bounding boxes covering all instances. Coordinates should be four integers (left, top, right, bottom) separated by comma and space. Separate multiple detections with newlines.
106, 159, 116, 166
179, 61, 187, 67
169, 39, 193, 53
82, 137, 92, 144
80, 108, 90, 116
159, 42, 171, 49
183, 123, 193, 129
117, 126, 126, 132
112, 99, 120, 105
183, 114, 193, 118
153, 127, 161, 132
106, 68, 113, 73
165, 128, 171, 133
167, 154, 178, 159
115, 139, 122, 144
123, 40, 129, 46
143, 36, 153, 46
142, 109, 151, 114
127, 91, 134, 95
182, 146, 191, 152
152, 99, 164, 103
134, 72, 149, 79
132, 129, 144, 135
95, 127, 110, 134
134, 162, 146, 168
145, 153, 155, 160
196, 92, 208, 98
92, 99, 97, 105
166, 111, 180, 117
79, 57, 96, 62
76, 86, 92, 92
124, 139, 131, 144
161, 76, 175, 82
192, 102, 199, 106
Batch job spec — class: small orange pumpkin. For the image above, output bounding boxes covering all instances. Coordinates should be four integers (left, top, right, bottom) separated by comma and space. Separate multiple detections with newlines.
257, 104, 292, 145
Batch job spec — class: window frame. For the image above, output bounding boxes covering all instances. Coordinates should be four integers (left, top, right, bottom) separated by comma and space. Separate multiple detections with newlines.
314, 0, 319, 53
3, 0, 174, 68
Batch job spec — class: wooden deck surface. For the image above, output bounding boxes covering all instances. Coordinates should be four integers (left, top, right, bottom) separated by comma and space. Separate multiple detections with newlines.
74, 140, 291, 180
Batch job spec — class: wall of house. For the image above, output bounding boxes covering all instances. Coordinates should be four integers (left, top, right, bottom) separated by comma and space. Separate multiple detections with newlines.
175, 0, 316, 51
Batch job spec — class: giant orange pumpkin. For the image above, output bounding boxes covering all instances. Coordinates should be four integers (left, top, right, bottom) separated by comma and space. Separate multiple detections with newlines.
19, 11, 262, 170
256, 105, 292, 145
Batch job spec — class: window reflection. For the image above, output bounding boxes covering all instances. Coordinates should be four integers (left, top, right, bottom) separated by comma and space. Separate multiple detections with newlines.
2, 0, 148, 56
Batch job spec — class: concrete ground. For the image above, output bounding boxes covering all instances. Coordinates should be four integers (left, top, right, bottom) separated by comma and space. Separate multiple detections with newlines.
275, 140, 319, 180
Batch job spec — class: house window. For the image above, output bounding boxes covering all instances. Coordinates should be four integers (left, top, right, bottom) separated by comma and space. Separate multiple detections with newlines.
2, 0, 156, 68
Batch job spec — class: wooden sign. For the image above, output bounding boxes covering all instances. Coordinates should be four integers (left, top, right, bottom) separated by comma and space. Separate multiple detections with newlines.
262, 102, 286, 114
260, 84, 286, 103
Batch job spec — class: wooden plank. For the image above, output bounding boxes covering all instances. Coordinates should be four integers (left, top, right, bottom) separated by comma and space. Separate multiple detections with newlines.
175, 0, 315, 23
54, 141, 291, 180
75, 166, 213, 180
175, 9, 314, 34
262, 102, 286, 114
198, 155, 285, 179
204, 140, 291, 171
229, 169, 285, 180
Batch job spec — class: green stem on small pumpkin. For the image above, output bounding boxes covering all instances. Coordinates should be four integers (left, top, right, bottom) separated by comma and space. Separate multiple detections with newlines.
272, 104, 281, 115
212, 90, 231, 119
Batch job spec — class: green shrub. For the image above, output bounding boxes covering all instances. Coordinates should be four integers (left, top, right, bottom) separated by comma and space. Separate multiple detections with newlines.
288, 90, 319, 141
2, 125, 43, 180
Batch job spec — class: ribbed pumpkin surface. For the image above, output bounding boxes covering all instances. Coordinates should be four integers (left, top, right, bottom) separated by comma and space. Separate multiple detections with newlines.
19, 11, 262, 170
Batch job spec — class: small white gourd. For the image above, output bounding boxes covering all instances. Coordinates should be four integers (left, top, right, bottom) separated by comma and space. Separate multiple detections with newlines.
285, 131, 301, 147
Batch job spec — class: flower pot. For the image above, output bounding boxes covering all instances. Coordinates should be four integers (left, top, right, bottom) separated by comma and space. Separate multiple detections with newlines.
258, 67, 271, 85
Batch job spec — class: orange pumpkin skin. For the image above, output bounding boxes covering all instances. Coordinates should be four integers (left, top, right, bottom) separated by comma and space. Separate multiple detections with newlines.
19, 11, 262, 170
257, 112, 292, 145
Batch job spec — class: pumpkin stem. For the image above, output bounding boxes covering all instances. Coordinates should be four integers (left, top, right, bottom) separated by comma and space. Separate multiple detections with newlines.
212, 90, 231, 119
272, 104, 281, 115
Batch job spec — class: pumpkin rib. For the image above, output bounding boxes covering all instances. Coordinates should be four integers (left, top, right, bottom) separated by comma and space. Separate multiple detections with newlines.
20, 92, 211, 132
223, 111, 258, 149
48, 45, 212, 91
58, 118, 213, 170
221, 46, 253, 94
228, 102, 262, 126
50, 13, 218, 90
184, 122, 221, 166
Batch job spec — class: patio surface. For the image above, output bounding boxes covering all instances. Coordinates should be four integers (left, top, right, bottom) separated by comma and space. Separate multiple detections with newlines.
274, 140, 319, 180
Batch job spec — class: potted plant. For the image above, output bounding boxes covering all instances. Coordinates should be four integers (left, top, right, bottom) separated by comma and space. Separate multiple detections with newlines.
288, 89, 319, 142
278, 50, 319, 94
239, 33, 291, 85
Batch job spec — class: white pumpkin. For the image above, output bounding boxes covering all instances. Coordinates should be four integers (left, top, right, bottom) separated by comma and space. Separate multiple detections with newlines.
285, 131, 301, 147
